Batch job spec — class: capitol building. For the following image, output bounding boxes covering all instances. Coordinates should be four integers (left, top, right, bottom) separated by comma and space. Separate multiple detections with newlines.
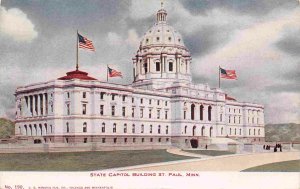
14, 6, 265, 148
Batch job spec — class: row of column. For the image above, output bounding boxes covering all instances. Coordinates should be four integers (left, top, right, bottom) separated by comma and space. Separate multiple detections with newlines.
24, 93, 48, 117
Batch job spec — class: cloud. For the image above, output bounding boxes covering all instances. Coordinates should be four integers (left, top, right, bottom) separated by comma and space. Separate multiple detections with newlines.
0, 6, 37, 42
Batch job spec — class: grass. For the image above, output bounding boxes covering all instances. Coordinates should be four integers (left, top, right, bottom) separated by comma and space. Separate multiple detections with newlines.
183, 150, 235, 156
242, 160, 300, 172
0, 150, 193, 171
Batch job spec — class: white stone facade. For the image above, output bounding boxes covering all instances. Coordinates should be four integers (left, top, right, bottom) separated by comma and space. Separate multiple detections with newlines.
14, 6, 265, 147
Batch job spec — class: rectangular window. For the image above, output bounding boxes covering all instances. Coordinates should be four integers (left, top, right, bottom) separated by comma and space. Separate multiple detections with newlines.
114, 138, 117, 143
84, 138, 87, 143
83, 92, 86, 98
150, 138, 153, 142
112, 106, 115, 116
149, 99, 152, 105
156, 62, 160, 71
132, 97, 134, 103
184, 111, 186, 119
150, 125, 153, 134
122, 107, 126, 117
165, 111, 168, 119
102, 138, 106, 143
122, 95, 126, 102
67, 104, 70, 115
157, 110, 160, 119
82, 104, 87, 115
132, 108, 135, 117
220, 114, 222, 122
133, 138, 136, 143
100, 105, 104, 115
165, 101, 168, 106
157, 100, 160, 105
140, 108, 143, 118
112, 94, 115, 101
169, 62, 173, 72
100, 92, 105, 100
149, 109, 152, 118
140, 98, 143, 104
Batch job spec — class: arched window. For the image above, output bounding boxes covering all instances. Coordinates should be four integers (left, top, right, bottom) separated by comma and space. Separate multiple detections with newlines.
201, 126, 205, 136
132, 124, 135, 133
191, 104, 195, 120
66, 122, 69, 133
156, 62, 160, 72
83, 122, 87, 132
34, 124, 37, 136
29, 125, 32, 136
184, 125, 187, 134
102, 123, 105, 133
113, 123, 116, 133
141, 124, 144, 133
208, 106, 212, 121
124, 124, 127, 133
169, 62, 173, 72
24, 125, 27, 136
192, 126, 196, 136
209, 127, 213, 137
39, 124, 42, 135
44, 123, 47, 134
166, 125, 169, 134
200, 105, 204, 120
158, 125, 161, 134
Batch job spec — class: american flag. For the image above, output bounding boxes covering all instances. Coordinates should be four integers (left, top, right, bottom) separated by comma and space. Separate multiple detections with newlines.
78, 33, 95, 51
108, 67, 122, 77
220, 67, 237, 79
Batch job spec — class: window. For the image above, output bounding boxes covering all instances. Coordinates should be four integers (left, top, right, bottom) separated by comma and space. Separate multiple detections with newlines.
249, 129, 251, 135
165, 111, 168, 119
67, 92, 70, 98
83, 92, 86, 98
122, 95, 126, 102
66, 122, 69, 133
133, 138, 136, 143
150, 125, 153, 134
221, 127, 224, 135
112, 106, 115, 116
100, 92, 105, 100
229, 116, 231, 123
132, 97, 134, 103
114, 138, 117, 143
140, 108, 143, 118
141, 125, 144, 133
235, 128, 237, 135
156, 62, 160, 72
184, 111, 186, 119
191, 104, 195, 120
157, 100, 160, 105
208, 106, 212, 121
230, 128, 232, 135
158, 138, 161, 142
67, 104, 70, 115
166, 126, 169, 134
234, 116, 236, 124
158, 125, 161, 134
149, 99, 152, 105
132, 108, 135, 117
254, 129, 256, 136
258, 129, 260, 135
101, 123, 105, 133
112, 94, 115, 101
144, 63, 148, 73
100, 105, 104, 115
220, 114, 222, 122
124, 124, 127, 133
239, 117, 241, 124
84, 138, 87, 143
165, 101, 167, 106
229, 108, 231, 112
185, 126, 187, 134
102, 138, 106, 143
132, 124, 135, 133
150, 138, 153, 142
239, 109, 241, 114
122, 107, 126, 117
82, 104, 87, 115
146, 38, 149, 43
65, 138, 69, 143
157, 110, 160, 119
200, 105, 204, 120
142, 138, 145, 143
240, 129, 242, 135
113, 123, 116, 133
149, 109, 152, 118
169, 62, 173, 72
156, 37, 160, 41
140, 98, 143, 104
124, 138, 127, 143
83, 122, 87, 133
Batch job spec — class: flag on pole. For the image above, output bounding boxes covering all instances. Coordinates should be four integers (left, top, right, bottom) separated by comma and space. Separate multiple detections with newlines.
78, 33, 95, 51
108, 67, 122, 77
220, 67, 237, 79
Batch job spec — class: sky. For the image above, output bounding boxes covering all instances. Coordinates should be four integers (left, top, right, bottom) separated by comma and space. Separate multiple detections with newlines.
0, 0, 299, 124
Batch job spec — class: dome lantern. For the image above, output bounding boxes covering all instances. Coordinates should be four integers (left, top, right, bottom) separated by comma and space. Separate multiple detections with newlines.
157, 2, 167, 23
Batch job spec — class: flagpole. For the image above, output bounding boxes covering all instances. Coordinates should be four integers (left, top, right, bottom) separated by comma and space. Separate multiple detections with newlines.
219, 65, 221, 88
107, 65, 108, 82
76, 30, 79, 71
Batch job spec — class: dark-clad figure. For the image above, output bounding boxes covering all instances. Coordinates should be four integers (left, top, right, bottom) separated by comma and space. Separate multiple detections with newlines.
280, 144, 282, 152
205, 144, 208, 150
274, 146, 277, 152
263, 145, 265, 150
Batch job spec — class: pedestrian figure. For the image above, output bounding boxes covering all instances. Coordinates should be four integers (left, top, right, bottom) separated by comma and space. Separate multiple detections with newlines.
280, 144, 282, 152
274, 146, 277, 152
205, 144, 208, 150
263, 145, 265, 150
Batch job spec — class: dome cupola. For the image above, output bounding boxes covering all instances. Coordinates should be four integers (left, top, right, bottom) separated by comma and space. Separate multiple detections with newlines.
132, 3, 192, 89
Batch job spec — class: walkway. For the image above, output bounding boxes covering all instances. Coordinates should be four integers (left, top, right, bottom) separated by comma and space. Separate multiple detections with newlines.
117, 151, 300, 171
166, 148, 210, 158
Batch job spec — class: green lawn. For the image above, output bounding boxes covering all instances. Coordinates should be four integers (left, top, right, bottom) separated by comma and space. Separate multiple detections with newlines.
183, 150, 235, 156
242, 160, 300, 172
0, 150, 193, 171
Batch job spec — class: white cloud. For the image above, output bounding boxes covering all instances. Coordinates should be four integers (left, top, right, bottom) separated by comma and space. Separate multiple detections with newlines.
106, 32, 122, 46
0, 6, 38, 42
129, 0, 160, 20
125, 29, 139, 47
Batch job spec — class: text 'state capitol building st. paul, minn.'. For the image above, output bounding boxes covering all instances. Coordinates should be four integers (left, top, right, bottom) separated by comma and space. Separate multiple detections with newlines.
14, 6, 265, 148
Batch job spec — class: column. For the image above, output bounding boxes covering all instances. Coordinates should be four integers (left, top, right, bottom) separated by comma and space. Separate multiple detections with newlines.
29, 95, 33, 116
147, 57, 150, 73
44, 93, 48, 115
37, 94, 40, 116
